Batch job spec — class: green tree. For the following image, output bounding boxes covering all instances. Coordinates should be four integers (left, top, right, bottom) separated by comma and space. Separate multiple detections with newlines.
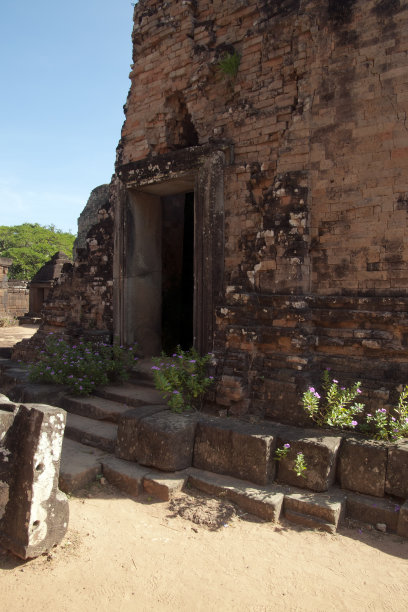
0, 223, 75, 280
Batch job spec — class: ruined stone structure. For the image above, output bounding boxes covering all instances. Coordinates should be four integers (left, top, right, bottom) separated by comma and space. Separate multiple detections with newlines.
17, 0, 408, 425
26, 251, 72, 318
0, 258, 29, 319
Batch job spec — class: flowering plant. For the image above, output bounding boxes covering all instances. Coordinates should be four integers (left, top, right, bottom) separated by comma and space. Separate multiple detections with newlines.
302, 369, 364, 429
29, 334, 138, 396
364, 385, 408, 441
151, 346, 214, 413
274, 443, 307, 477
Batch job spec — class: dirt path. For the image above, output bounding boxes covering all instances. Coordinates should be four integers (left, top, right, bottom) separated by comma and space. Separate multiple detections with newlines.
1, 483, 407, 612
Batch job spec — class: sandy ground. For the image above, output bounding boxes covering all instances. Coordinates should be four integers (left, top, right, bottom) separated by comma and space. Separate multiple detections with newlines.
1, 483, 408, 612
1, 325, 408, 610
0, 323, 38, 349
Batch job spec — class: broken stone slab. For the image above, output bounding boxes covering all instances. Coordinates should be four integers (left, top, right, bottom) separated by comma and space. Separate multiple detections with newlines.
7, 382, 69, 407
65, 412, 117, 453
276, 428, 342, 492
283, 488, 346, 534
397, 501, 408, 538
337, 437, 387, 497
102, 456, 151, 498
0, 403, 69, 559
187, 467, 284, 522
143, 470, 189, 501
59, 438, 106, 494
135, 411, 198, 471
345, 491, 401, 532
115, 404, 168, 461
385, 440, 408, 499
193, 417, 283, 485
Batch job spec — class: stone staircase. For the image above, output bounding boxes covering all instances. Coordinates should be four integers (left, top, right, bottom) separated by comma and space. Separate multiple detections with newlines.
1, 357, 407, 537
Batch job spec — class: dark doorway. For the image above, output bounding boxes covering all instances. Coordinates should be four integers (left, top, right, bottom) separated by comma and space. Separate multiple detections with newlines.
161, 192, 194, 353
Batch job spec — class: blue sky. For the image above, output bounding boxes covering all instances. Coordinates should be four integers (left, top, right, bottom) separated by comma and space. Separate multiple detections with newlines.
0, 1, 135, 234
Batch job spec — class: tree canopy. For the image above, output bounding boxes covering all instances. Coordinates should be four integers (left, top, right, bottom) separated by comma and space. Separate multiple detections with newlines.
0, 223, 75, 281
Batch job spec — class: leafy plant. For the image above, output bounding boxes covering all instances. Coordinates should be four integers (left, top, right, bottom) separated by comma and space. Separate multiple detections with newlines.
151, 346, 214, 413
274, 443, 307, 478
364, 386, 408, 441
302, 369, 364, 429
218, 50, 241, 80
28, 334, 138, 395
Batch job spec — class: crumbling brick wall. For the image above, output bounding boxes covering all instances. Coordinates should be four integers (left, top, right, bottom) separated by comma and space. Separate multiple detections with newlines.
115, 0, 408, 423
6, 281, 29, 318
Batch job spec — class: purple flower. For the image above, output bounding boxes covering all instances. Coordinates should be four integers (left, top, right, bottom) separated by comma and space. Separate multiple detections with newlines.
309, 387, 315, 393
284, 443, 291, 449
332, 379, 338, 384
151, 366, 161, 371
357, 388, 362, 394
189, 359, 196, 363
314, 392, 321, 399
351, 420, 358, 427
172, 390, 180, 394
209, 376, 214, 380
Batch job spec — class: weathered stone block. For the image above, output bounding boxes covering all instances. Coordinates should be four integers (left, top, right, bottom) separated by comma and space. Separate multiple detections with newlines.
346, 492, 401, 532
135, 411, 198, 471
276, 429, 342, 492
283, 489, 346, 534
102, 456, 151, 498
143, 471, 188, 501
385, 441, 408, 499
115, 404, 168, 461
0, 403, 69, 559
188, 467, 284, 522
338, 438, 387, 497
193, 417, 281, 485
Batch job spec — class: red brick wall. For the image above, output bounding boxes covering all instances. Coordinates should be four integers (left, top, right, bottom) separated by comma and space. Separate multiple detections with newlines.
116, 1, 408, 421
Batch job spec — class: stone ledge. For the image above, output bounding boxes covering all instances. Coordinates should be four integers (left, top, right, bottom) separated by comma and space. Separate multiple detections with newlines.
345, 492, 401, 533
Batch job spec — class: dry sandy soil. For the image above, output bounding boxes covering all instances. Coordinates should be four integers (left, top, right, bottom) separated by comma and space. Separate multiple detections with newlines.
1, 326, 408, 611
1, 482, 408, 612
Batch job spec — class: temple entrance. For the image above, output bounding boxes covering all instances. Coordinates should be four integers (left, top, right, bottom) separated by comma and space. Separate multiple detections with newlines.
114, 147, 227, 358
162, 192, 194, 353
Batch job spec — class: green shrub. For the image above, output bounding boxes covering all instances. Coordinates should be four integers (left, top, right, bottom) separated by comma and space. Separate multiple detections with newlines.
218, 50, 241, 80
28, 334, 138, 396
151, 346, 214, 413
302, 369, 364, 429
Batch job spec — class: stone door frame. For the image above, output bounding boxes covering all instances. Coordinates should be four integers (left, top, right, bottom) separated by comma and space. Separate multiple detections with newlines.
113, 144, 230, 356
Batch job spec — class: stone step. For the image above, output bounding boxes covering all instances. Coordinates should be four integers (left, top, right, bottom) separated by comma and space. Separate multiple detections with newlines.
100, 455, 188, 501
186, 467, 346, 532
187, 467, 284, 522
61, 394, 134, 423
59, 438, 106, 494
282, 488, 346, 534
94, 382, 164, 407
129, 359, 156, 386
65, 413, 117, 453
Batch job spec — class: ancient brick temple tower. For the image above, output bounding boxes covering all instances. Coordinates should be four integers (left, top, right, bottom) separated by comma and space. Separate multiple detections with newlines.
18, 0, 408, 425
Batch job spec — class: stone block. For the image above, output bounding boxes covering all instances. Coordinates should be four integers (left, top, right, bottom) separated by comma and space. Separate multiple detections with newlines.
385, 441, 408, 499
193, 417, 281, 485
187, 467, 284, 522
338, 437, 387, 497
346, 492, 400, 532
102, 456, 151, 498
143, 471, 188, 501
115, 404, 168, 461
397, 501, 408, 538
276, 429, 342, 492
59, 438, 105, 494
283, 489, 346, 533
135, 411, 198, 472
0, 403, 69, 559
